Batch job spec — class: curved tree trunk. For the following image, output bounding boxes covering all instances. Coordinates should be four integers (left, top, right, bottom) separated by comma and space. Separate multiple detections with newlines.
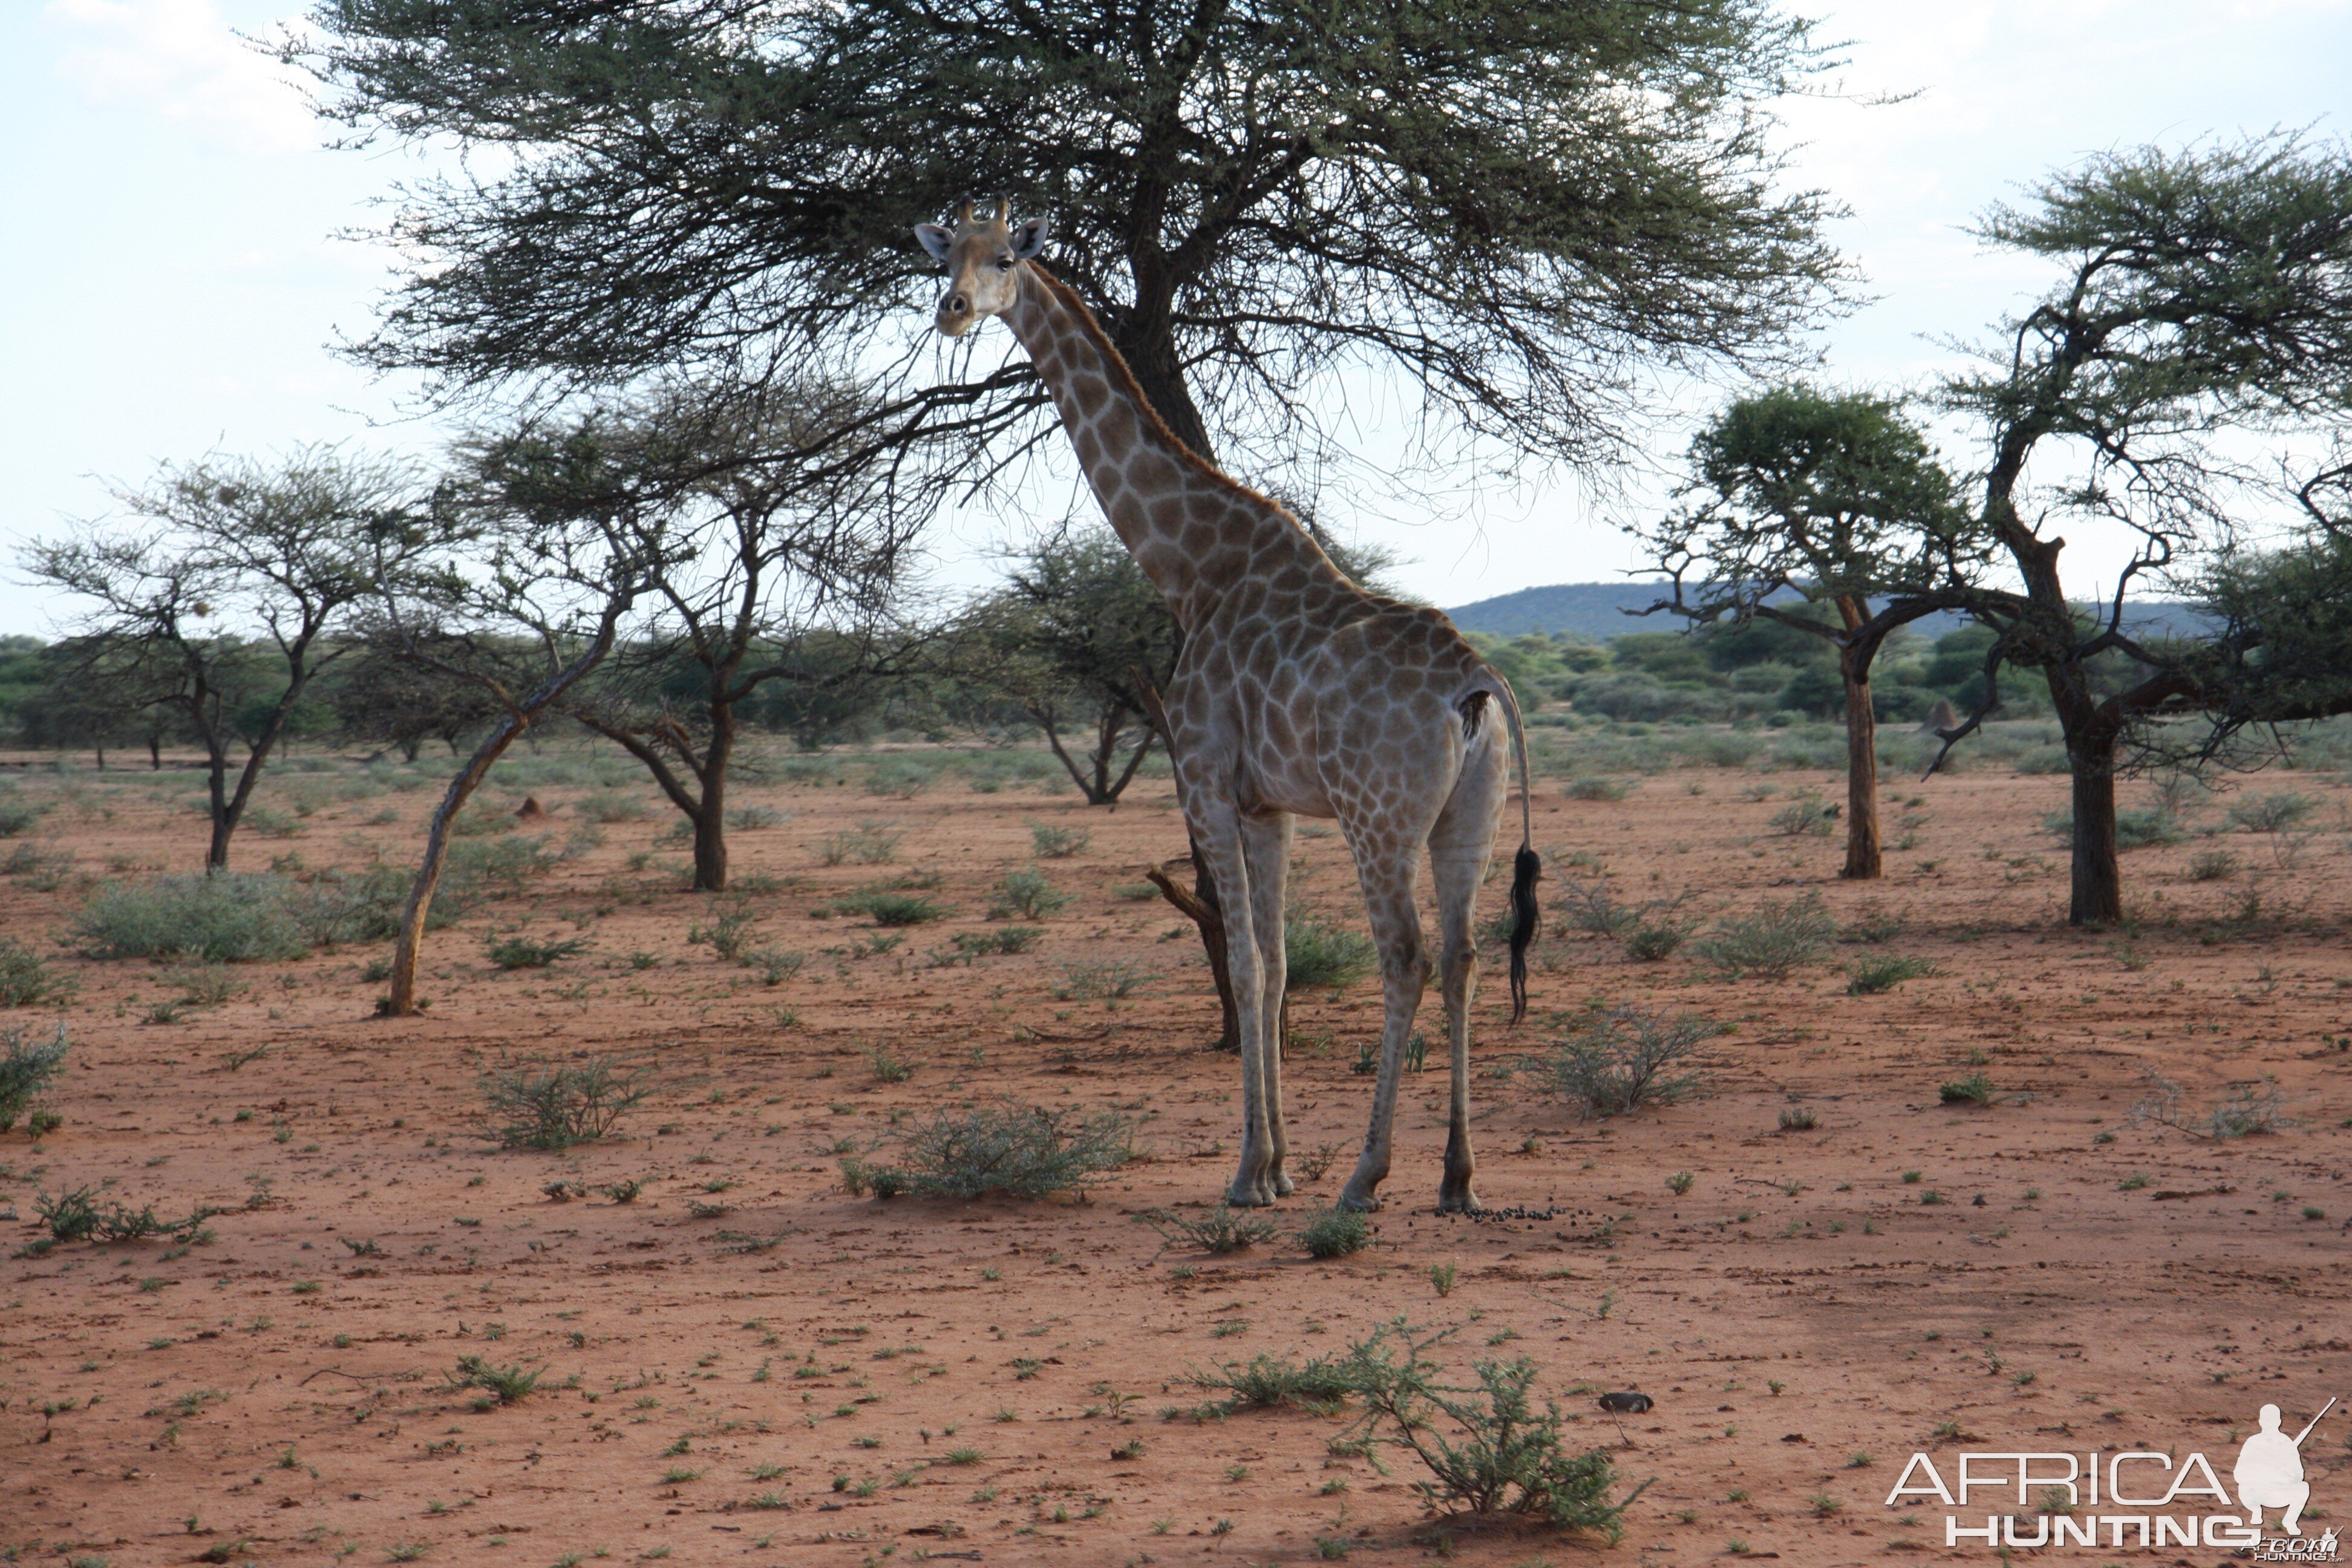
383, 717, 524, 1014
2065, 721, 2125, 925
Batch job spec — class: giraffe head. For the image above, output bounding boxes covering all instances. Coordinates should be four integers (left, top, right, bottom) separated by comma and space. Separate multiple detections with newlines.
913, 198, 1050, 337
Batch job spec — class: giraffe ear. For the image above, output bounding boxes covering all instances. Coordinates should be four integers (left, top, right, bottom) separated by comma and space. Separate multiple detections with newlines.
1010, 215, 1051, 260
913, 223, 953, 263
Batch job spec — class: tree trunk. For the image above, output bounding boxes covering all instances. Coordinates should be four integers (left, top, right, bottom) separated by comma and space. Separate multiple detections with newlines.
147, 734, 162, 770
1144, 857, 1243, 1053
1838, 641, 1881, 880
2066, 722, 2124, 925
384, 715, 528, 1015
204, 743, 234, 871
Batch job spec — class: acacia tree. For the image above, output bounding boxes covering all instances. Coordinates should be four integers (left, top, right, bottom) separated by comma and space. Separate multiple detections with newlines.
520, 377, 916, 892
955, 528, 1176, 805
371, 429, 673, 1017
1932, 134, 2352, 923
295, 1, 1846, 501
1643, 387, 1984, 878
24, 448, 432, 869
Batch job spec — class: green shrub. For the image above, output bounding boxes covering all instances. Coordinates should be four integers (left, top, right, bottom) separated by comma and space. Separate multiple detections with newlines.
1554, 880, 1639, 937
73, 875, 313, 963
480, 1057, 651, 1149
576, 789, 649, 823
485, 933, 587, 970
1285, 917, 1376, 988
866, 1102, 1132, 1199
727, 804, 786, 829
1057, 959, 1155, 1000
0, 1024, 70, 1131
748, 948, 806, 985
449, 802, 516, 837
953, 927, 1041, 956
441, 835, 557, 900
0, 796, 48, 836
1300, 1205, 1371, 1258
1189, 1350, 1354, 1410
989, 868, 1069, 920
2226, 791, 2318, 834
1140, 1203, 1278, 1255
1938, 1072, 1995, 1105
817, 820, 904, 865
1530, 1005, 1719, 1118
1845, 954, 1935, 995
1338, 1319, 1642, 1539
1768, 796, 1835, 837
448, 1356, 542, 1405
688, 896, 760, 959
845, 891, 949, 926
1691, 892, 1835, 979
1624, 921, 1690, 962
2187, 848, 2238, 881
1564, 777, 1628, 802
2039, 806, 2184, 849
1028, 822, 1091, 858
0, 939, 74, 1008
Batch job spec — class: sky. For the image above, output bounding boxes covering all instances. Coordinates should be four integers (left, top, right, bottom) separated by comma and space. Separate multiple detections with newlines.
2, 0, 2349, 636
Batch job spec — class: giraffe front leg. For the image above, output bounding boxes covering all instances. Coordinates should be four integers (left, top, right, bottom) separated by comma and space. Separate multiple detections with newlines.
1188, 797, 1276, 1207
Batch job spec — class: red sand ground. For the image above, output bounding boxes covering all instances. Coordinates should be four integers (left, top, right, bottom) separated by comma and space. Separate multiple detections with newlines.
3, 753, 2348, 1567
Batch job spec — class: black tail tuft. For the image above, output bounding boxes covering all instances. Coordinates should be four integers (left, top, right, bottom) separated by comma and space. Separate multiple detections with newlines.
1506, 843, 1540, 1025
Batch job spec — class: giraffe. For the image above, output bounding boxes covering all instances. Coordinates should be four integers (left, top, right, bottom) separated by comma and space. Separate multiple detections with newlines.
916, 200, 1540, 1212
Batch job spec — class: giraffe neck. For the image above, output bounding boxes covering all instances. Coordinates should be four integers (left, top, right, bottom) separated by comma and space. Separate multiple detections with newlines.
1002, 264, 1334, 629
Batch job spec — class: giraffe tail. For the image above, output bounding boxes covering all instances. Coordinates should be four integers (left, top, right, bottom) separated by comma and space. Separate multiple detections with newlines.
1464, 671, 1540, 1025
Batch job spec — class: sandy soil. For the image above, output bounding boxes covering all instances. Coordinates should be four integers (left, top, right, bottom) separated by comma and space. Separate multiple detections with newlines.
3, 750, 2349, 1567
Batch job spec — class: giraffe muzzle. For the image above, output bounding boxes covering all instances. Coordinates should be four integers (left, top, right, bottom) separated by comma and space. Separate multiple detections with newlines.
936, 292, 975, 336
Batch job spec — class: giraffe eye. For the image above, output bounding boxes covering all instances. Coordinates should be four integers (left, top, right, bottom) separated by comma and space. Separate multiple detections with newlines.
995, 254, 1015, 270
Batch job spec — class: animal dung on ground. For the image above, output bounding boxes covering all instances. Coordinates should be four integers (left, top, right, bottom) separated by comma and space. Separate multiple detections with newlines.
1597, 1391, 1653, 1413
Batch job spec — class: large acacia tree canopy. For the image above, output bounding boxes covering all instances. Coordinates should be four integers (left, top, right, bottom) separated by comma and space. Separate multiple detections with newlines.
297, 0, 1849, 487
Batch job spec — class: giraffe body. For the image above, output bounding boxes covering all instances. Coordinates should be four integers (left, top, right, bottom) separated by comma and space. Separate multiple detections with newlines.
918, 203, 1538, 1210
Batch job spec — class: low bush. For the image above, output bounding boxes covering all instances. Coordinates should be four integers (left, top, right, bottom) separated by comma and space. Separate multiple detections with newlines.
1140, 1203, 1278, 1255
1624, 921, 1690, 962
2187, 848, 2238, 881
954, 927, 1040, 956
0, 795, 48, 836
1768, 796, 1835, 837
2039, 806, 2185, 850
1553, 880, 1639, 938
1057, 959, 1155, 1000
0, 939, 74, 1008
1846, 954, 1935, 995
1938, 1072, 1995, 1105
1691, 892, 1835, 979
576, 789, 649, 823
1285, 917, 1376, 988
688, 897, 760, 959
1564, 777, 1629, 802
73, 875, 313, 963
728, 804, 786, 829
448, 1356, 542, 1405
1529, 1004, 1719, 1119
1300, 1204, 1370, 1258
2226, 791, 2318, 834
0, 1024, 70, 1131
1189, 1350, 1354, 1410
845, 891, 949, 927
1028, 822, 1091, 858
485, 933, 587, 970
1338, 1319, 1642, 1539
480, 1057, 651, 1149
817, 820, 904, 865
989, 868, 1069, 920
865, 1101, 1133, 1199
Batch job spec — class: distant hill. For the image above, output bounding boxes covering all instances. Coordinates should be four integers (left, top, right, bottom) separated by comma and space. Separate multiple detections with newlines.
1444, 581, 2210, 644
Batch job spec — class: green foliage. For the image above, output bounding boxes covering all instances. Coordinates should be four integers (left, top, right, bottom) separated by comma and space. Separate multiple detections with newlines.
1139, 1203, 1278, 1256
687, 897, 760, 959
1625, 921, 1690, 962
1338, 1319, 1642, 1538
1028, 820, 1091, 858
0, 1024, 70, 1132
0, 939, 74, 1008
1564, 777, 1628, 801
73, 874, 315, 962
1768, 795, 1835, 837
1531, 1005, 1719, 1118
953, 927, 1040, 956
1056, 959, 1154, 1000
1691, 891, 1836, 978
1938, 1072, 1996, 1106
988, 868, 1068, 920
2039, 807, 2184, 850
1189, 1350, 1354, 1411
480, 1057, 650, 1149
484, 932, 587, 969
817, 820, 904, 865
2226, 792, 2319, 834
864, 1101, 1133, 1200
448, 1356, 542, 1404
843, 890, 949, 926
1285, 916, 1376, 988
1299, 1205, 1371, 1259
0, 794, 45, 837
1846, 954, 1935, 995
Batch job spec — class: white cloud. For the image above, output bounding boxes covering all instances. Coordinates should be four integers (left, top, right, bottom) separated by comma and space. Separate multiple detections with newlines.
45, 0, 315, 156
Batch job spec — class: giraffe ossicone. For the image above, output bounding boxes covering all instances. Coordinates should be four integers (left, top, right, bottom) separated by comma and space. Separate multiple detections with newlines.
915, 200, 1541, 1212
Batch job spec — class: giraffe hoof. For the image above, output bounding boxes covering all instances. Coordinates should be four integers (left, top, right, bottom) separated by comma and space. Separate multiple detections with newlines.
1226, 1180, 1276, 1208
1336, 1184, 1383, 1214
1272, 1171, 1295, 1198
1437, 1188, 1481, 1216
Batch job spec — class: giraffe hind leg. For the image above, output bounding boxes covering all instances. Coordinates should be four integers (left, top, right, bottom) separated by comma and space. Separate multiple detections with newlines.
1429, 730, 1508, 1214
1338, 841, 1429, 1214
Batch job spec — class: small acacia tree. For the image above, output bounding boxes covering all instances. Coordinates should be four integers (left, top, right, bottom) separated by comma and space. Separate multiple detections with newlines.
955, 527, 1177, 806
1932, 133, 2352, 923
1644, 387, 1984, 878
537, 376, 916, 892
24, 447, 434, 869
